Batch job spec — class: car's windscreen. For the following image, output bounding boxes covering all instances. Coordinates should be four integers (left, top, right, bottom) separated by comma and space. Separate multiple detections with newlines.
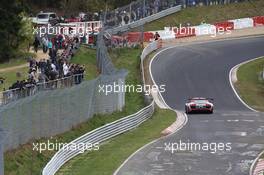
192, 100, 208, 104
37, 14, 49, 19
50, 14, 56, 18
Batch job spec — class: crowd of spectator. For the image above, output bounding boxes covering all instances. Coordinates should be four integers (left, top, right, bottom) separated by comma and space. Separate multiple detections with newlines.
8, 35, 85, 92
105, 0, 181, 27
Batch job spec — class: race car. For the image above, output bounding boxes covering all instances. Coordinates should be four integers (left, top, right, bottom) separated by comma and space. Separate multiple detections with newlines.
185, 97, 214, 114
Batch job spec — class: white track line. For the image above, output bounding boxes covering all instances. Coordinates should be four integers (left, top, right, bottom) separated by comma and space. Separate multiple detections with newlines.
229, 56, 264, 113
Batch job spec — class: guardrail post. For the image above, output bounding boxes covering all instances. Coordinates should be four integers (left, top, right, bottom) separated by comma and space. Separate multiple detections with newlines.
0, 129, 5, 175
262, 67, 264, 80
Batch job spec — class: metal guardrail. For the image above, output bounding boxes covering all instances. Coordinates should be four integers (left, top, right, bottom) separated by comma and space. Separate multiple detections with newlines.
141, 40, 161, 85
42, 100, 155, 175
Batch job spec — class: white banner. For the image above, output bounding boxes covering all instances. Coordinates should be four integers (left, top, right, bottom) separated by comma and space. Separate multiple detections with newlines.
229, 18, 254, 29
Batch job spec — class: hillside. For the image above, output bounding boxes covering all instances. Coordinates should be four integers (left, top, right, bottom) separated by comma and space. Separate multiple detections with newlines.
143, 0, 264, 31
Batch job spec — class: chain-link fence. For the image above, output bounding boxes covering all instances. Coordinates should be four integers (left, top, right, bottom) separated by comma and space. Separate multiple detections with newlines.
0, 6, 128, 154
0, 72, 126, 151
0, 74, 85, 107
96, 32, 118, 75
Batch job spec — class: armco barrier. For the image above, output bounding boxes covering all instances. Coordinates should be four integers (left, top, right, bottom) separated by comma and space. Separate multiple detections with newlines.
42, 101, 155, 175
229, 18, 254, 29
253, 16, 264, 26
141, 40, 162, 86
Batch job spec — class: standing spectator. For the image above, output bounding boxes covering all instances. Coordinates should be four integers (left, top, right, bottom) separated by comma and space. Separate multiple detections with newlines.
57, 34, 64, 49
48, 39, 53, 55
63, 62, 69, 76
28, 68, 38, 83
33, 36, 40, 53
49, 48, 57, 63
38, 59, 47, 74
154, 32, 160, 40
0, 77, 5, 84
41, 35, 48, 53
154, 0, 160, 13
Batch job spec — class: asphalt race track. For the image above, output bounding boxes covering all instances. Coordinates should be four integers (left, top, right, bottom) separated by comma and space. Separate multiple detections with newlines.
116, 36, 264, 175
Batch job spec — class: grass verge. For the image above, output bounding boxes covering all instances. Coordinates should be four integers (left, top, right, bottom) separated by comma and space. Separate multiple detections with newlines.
57, 109, 175, 175
143, 0, 264, 31
236, 57, 264, 111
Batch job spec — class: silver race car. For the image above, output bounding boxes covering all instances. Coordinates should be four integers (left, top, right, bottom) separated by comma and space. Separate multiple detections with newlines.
185, 97, 214, 114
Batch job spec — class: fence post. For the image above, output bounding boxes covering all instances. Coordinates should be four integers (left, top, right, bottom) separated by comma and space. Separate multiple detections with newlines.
117, 78, 125, 111
0, 129, 5, 175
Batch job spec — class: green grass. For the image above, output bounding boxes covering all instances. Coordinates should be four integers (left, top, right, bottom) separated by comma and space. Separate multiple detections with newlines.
0, 51, 36, 69
110, 47, 145, 108
143, 0, 264, 31
71, 46, 98, 80
57, 109, 175, 175
236, 57, 264, 111
0, 67, 29, 91
0, 59, 27, 70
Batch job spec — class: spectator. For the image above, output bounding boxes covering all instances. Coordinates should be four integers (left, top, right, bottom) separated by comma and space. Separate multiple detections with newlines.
42, 35, 49, 53
6, 34, 85, 103
154, 32, 160, 40
29, 57, 38, 73
63, 61, 69, 76
0, 77, 5, 84
28, 68, 38, 83
48, 39, 53, 55
49, 48, 57, 63
33, 37, 40, 53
